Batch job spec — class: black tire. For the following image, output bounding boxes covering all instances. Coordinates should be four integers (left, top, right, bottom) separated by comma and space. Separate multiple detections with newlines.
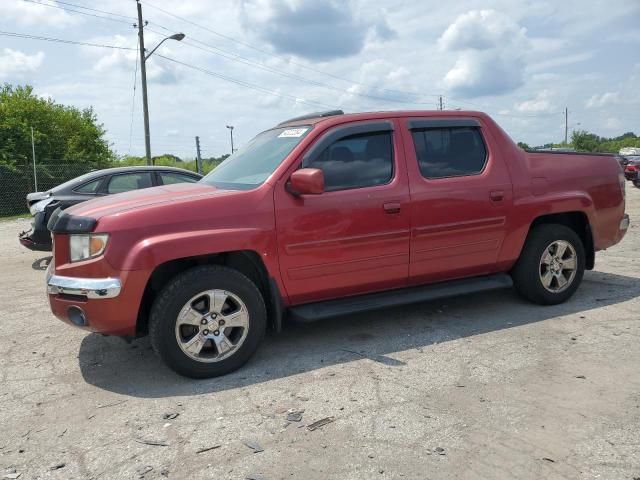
632, 179, 640, 189
511, 224, 585, 305
149, 265, 266, 378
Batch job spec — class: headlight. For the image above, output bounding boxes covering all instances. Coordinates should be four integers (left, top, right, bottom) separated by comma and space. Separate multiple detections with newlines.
29, 197, 53, 216
69, 234, 109, 262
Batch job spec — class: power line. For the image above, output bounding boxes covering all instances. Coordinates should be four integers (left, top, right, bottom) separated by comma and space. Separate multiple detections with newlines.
22, 0, 135, 26
154, 53, 337, 109
0, 30, 135, 50
146, 25, 434, 107
142, 0, 437, 100
43, 0, 136, 21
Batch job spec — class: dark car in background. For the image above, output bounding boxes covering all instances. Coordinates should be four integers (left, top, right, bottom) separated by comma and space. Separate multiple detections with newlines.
19, 166, 202, 251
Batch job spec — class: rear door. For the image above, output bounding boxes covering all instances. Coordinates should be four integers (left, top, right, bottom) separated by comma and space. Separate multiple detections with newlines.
158, 171, 201, 185
274, 120, 411, 305
104, 172, 154, 194
400, 118, 513, 285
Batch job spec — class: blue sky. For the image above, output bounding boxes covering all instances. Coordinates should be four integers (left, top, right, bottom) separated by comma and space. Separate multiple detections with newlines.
1, 0, 639, 158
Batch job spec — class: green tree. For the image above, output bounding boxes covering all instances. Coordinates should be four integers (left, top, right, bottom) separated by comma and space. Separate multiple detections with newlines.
517, 141, 531, 150
0, 83, 114, 168
571, 130, 601, 152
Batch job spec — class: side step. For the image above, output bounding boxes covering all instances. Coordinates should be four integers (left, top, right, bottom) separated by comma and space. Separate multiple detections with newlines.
288, 273, 513, 323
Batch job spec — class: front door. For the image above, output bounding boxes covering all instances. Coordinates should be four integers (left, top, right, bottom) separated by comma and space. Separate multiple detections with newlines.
274, 120, 411, 305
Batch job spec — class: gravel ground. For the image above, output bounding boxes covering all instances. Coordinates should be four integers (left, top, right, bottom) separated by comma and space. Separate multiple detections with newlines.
1, 188, 639, 480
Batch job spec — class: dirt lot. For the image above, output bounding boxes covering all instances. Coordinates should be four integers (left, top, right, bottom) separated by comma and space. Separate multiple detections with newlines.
1, 189, 639, 480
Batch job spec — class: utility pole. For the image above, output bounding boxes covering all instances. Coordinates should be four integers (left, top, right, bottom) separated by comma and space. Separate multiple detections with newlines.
136, 0, 151, 165
30, 127, 37, 191
226, 125, 235, 154
195, 136, 202, 174
564, 107, 568, 145
438, 95, 444, 111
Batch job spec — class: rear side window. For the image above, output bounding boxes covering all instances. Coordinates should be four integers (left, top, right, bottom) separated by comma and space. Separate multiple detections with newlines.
74, 178, 101, 194
159, 172, 199, 185
304, 132, 393, 191
412, 127, 487, 179
107, 173, 153, 194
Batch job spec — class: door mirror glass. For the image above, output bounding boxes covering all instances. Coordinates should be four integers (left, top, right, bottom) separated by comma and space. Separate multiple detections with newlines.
289, 168, 324, 195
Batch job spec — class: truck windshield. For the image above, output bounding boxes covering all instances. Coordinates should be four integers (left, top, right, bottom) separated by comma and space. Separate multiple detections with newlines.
201, 126, 312, 190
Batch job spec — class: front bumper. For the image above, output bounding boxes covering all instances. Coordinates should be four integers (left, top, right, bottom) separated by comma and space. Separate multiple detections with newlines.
46, 273, 121, 299
18, 212, 53, 251
46, 259, 149, 336
620, 214, 630, 231
19, 231, 53, 251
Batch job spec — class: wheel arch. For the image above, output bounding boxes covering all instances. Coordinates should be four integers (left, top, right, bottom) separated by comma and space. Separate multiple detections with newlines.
526, 211, 595, 270
137, 250, 284, 336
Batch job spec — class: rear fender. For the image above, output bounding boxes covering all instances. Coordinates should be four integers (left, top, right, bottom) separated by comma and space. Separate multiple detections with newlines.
500, 192, 597, 267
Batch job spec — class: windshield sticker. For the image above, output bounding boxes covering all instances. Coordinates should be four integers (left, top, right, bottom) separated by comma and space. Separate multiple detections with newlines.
278, 128, 308, 138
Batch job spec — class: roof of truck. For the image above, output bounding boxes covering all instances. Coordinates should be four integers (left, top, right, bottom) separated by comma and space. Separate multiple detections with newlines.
277, 109, 488, 128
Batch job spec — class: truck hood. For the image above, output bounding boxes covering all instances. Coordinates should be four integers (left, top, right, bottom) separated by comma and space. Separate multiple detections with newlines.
65, 183, 229, 219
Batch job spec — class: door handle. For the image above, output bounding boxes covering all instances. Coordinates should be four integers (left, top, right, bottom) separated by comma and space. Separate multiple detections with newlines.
489, 190, 504, 202
383, 202, 401, 214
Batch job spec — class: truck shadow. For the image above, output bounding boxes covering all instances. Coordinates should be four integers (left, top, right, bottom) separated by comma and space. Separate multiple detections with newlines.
78, 270, 639, 398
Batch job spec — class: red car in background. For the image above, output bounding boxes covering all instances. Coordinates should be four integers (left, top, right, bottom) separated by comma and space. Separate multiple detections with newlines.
623, 156, 640, 186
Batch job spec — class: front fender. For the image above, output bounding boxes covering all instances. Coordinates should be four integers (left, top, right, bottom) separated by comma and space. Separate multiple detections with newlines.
115, 228, 277, 272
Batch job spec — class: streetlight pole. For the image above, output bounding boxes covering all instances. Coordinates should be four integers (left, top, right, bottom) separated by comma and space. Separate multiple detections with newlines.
226, 125, 234, 154
135, 0, 185, 165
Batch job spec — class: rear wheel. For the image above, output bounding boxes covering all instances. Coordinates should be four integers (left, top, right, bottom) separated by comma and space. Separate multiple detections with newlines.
149, 265, 266, 378
511, 224, 585, 305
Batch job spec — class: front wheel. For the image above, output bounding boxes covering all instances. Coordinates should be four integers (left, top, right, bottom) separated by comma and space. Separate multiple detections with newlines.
632, 179, 640, 189
511, 224, 585, 305
149, 265, 266, 378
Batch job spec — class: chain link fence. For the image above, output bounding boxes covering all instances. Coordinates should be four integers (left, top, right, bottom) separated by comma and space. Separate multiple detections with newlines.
0, 163, 95, 217
0, 159, 221, 217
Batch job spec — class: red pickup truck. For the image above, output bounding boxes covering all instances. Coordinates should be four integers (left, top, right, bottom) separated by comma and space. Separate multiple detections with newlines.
46, 110, 629, 378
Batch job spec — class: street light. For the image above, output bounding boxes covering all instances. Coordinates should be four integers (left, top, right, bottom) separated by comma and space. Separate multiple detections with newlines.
136, 1, 185, 165
226, 125, 235, 154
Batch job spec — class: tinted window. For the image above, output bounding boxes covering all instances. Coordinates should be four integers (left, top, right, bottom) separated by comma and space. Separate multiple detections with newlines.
201, 126, 312, 190
107, 173, 153, 194
159, 172, 199, 185
74, 178, 101, 194
304, 132, 393, 191
412, 127, 487, 179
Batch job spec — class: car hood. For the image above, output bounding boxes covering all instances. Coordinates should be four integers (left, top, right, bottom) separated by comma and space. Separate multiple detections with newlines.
65, 183, 230, 219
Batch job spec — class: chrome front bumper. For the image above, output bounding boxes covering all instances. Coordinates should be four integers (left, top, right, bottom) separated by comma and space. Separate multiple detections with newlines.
47, 272, 121, 299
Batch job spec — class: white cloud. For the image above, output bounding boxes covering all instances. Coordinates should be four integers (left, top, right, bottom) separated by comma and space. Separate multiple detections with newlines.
443, 50, 525, 98
530, 52, 592, 72
586, 92, 621, 108
439, 10, 527, 97
438, 10, 527, 51
2, 0, 79, 27
339, 59, 417, 107
516, 90, 553, 113
0, 48, 45, 79
605, 117, 622, 130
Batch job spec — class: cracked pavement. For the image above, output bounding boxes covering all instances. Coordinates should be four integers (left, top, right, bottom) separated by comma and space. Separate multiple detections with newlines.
1, 188, 639, 479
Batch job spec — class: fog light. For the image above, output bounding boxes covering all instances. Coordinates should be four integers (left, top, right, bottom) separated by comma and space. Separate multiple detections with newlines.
67, 306, 87, 326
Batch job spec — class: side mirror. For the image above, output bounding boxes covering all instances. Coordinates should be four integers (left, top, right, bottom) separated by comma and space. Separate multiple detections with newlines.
288, 168, 324, 195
